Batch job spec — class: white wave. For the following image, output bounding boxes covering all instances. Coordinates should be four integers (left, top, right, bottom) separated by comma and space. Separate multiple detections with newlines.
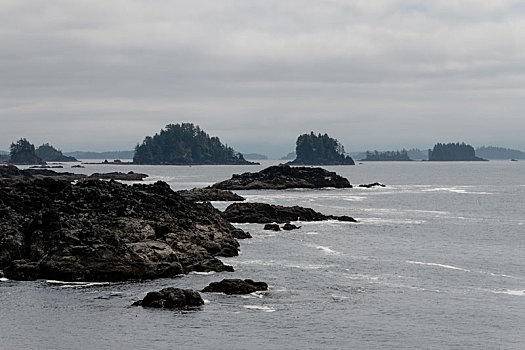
422, 187, 491, 195
304, 231, 319, 235
342, 196, 366, 202
360, 218, 425, 225
189, 271, 216, 275
492, 290, 525, 296
46, 280, 110, 286
233, 259, 330, 270
306, 244, 340, 255
406, 260, 470, 272
345, 273, 380, 281
243, 305, 275, 312
0, 277, 8, 282
203, 299, 211, 304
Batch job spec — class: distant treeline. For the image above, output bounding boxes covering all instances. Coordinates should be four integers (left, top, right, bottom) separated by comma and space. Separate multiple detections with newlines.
6, 139, 77, 164
428, 142, 486, 161
362, 149, 411, 161
475, 146, 525, 160
243, 153, 268, 160
288, 132, 354, 165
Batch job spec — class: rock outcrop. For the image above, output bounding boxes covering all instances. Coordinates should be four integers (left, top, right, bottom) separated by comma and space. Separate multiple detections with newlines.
359, 182, 386, 188
87, 171, 148, 181
0, 165, 148, 182
211, 164, 352, 190
201, 279, 268, 295
178, 188, 245, 202
132, 287, 204, 309
223, 202, 357, 224
0, 177, 249, 281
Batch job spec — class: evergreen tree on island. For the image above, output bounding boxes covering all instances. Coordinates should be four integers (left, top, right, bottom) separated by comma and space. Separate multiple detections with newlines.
36, 143, 78, 162
288, 132, 355, 165
428, 142, 486, 161
9, 138, 43, 165
133, 123, 257, 165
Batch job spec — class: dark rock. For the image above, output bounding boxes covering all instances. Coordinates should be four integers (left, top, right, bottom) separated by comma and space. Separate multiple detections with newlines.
359, 182, 386, 188
282, 223, 301, 230
223, 202, 357, 224
263, 224, 281, 231
231, 228, 252, 239
0, 178, 247, 281
201, 279, 268, 295
88, 171, 148, 181
211, 164, 352, 190
132, 287, 204, 309
71, 165, 85, 168
178, 188, 245, 202
30, 165, 64, 169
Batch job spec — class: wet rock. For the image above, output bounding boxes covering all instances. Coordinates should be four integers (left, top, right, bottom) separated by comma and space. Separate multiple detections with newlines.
178, 188, 245, 202
263, 224, 281, 231
88, 171, 148, 181
223, 202, 357, 224
132, 287, 204, 309
282, 223, 301, 230
211, 164, 352, 190
201, 279, 268, 295
359, 182, 386, 188
0, 178, 248, 281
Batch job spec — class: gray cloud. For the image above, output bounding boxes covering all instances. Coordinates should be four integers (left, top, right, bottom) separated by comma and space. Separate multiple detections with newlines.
1, 1, 524, 156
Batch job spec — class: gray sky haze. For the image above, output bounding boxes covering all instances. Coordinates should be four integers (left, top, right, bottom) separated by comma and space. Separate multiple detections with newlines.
1, 1, 524, 157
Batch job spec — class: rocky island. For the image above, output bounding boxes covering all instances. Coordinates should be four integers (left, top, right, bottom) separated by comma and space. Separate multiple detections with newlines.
0, 168, 251, 281
211, 164, 352, 190
288, 132, 355, 165
428, 142, 487, 161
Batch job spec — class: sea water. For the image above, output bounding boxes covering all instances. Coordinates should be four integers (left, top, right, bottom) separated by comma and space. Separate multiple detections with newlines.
1, 160, 524, 349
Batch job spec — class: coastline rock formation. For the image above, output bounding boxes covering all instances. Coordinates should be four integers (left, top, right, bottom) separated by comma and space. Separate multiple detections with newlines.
87, 171, 148, 181
359, 182, 386, 188
178, 188, 245, 202
0, 176, 248, 281
132, 287, 204, 309
211, 164, 352, 190
223, 202, 357, 224
201, 279, 268, 295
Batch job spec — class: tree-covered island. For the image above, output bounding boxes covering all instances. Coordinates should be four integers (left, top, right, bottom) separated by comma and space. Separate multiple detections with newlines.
133, 123, 257, 165
361, 149, 412, 161
428, 142, 486, 161
288, 132, 355, 165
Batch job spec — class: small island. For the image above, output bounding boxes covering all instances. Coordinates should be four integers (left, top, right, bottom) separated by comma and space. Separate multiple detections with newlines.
428, 142, 486, 161
361, 149, 412, 161
288, 132, 355, 165
133, 123, 257, 165
6, 139, 78, 164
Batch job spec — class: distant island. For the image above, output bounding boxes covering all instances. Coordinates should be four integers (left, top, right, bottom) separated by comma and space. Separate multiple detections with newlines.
279, 151, 296, 160
428, 142, 486, 161
243, 153, 268, 160
7, 139, 78, 164
133, 123, 257, 165
361, 149, 412, 161
36, 143, 77, 162
475, 146, 525, 160
288, 132, 355, 165
65, 150, 135, 160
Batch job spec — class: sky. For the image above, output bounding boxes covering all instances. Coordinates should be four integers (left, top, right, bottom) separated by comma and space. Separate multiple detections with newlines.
1, 1, 524, 157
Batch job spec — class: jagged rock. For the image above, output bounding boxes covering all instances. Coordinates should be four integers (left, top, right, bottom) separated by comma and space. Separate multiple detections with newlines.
263, 224, 281, 231
211, 164, 352, 190
223, 202, 357, 224
282, 223, 301, 230
359, 182, 386, 188
178, 188, 245, 202
132, 287, 204, 309
0, 177, 249, 281
71, 165, 85, 168
201, 279, 268, 295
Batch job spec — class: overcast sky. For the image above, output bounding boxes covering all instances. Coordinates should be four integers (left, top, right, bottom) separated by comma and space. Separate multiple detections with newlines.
1, 1, 524, 157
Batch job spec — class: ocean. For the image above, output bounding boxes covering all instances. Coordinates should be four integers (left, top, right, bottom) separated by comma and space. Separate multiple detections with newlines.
1, 160, 524, 349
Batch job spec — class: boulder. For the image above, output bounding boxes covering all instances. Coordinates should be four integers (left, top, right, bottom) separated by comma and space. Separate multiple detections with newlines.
132, 287, 203, 309
211, 164, 352, 190
88, 171, 148, 181
178, 188, 245, 202
201, 279, 268, 295
0, 178, 249, 281
282, 223, 301, 230
223, 202, 357, 224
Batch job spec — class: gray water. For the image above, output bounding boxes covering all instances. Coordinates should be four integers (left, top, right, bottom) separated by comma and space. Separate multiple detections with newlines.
1, 161, 524, 349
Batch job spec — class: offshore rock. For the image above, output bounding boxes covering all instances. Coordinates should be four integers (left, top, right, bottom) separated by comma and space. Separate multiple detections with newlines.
282, 223, 301, 230
201, 279, 268, 295
132, 287, 204, 309
223, 202, 357, 224
359, 182, 386, 188
211, 164, 352, 190
0, 177, 247, 281
263, 224, 281, 231
178, 188, 245, 202
87, 171, 148, 181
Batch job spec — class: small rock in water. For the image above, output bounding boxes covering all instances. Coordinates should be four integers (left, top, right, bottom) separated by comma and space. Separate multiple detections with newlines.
201, 279, 268, 295
359, 182, 386, 188
132, 287, 204, 309
282, 223, 301, 230
263, 223, 281, 231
